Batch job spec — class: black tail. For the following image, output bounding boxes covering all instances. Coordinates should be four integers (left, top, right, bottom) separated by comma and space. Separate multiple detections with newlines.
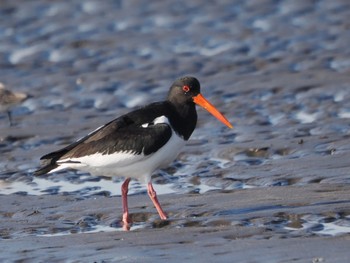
33, 120, 107, 176
33, 148, 70, 176
33, 161, 59, 176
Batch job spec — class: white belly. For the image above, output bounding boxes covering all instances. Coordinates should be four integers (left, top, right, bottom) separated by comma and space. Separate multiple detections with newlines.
54, 131, 186, 183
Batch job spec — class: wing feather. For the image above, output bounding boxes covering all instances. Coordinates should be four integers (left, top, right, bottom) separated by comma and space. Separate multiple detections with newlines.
34, 102, 174, 175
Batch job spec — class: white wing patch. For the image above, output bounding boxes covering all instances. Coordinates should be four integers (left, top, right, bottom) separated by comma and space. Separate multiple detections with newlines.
153, 116, 169, 124
141, 115, 169, 128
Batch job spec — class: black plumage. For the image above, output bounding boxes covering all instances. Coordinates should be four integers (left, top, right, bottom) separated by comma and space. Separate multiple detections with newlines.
34, 77, 200, 176
34, 76, 232, 230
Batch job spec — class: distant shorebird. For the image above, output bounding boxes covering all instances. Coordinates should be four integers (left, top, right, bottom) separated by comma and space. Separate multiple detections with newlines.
0, 83, 28, 126
34, 76, 233, 230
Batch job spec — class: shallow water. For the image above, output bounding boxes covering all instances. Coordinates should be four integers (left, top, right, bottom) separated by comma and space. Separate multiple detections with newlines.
1, 0, 350, 241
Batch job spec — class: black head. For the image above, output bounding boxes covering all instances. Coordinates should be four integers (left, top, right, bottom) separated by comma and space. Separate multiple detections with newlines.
167, 76, 201, 105
167, 76, 233, 129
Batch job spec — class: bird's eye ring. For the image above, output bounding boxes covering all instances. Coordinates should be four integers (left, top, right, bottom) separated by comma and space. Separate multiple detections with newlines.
182, 85, 190, 92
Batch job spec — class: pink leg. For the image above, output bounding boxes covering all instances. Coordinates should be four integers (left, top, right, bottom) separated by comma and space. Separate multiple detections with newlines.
121, 178, 131, 230
147, 182, 167, 220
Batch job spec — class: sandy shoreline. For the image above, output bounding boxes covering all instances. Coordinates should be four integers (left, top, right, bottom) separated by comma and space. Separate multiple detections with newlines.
1, 183, 349, 262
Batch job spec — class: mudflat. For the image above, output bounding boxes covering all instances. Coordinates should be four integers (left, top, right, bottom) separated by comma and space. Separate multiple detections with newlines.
1, 184, 350, 262
1, 0, 350, 262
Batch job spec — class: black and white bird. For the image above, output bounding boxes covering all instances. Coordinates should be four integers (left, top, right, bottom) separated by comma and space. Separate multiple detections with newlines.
34, 76, 232, 230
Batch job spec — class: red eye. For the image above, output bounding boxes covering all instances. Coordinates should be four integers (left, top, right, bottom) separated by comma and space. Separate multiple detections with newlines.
182, 85, 190, 92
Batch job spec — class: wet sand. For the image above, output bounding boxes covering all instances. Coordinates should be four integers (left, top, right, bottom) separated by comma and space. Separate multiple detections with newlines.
1, 0, 350, 262
1, 184, 350, 262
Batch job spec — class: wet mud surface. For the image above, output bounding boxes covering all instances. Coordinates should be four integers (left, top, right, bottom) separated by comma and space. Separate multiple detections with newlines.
1, 0, 350, 262
1, 184, 350, 262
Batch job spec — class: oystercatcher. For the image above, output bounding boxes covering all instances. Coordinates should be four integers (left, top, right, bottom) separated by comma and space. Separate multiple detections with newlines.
0, 83, 28, 126
34, 76, 232, 230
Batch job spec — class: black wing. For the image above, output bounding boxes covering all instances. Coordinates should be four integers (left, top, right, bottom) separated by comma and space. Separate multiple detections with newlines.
34, 102, 173, 175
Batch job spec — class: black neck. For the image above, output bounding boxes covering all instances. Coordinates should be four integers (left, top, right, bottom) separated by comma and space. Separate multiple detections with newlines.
167, 101, 197, 140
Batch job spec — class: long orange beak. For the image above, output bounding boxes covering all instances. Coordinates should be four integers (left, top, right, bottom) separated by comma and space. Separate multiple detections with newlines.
193, 94, 233, 129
